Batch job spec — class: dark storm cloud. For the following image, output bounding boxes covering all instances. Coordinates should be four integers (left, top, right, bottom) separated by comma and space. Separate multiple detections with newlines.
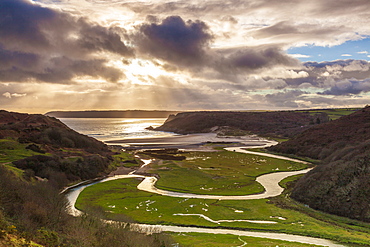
136, 16, 299, 75
0, 47, 41, 71
226, 46, 299, 70
74, 22, 133, 57
0, 0, 55, 50
135, 16, 213, 66
0, 53, 122, 83
0, 0, 132, 83
320, 79, 370, 96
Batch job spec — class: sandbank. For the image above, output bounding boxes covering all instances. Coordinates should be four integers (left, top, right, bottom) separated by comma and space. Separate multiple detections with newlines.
106, 133, 275, 150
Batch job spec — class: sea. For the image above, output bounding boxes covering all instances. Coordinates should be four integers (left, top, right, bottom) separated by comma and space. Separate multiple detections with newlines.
59, 118, 175, 142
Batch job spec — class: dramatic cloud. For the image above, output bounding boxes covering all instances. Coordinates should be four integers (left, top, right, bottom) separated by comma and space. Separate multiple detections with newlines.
224, 46, 299, 71
0, 0, 132, 83
136, 16, 213, 66
320, 79, 370, 96
1, 0, 370, 112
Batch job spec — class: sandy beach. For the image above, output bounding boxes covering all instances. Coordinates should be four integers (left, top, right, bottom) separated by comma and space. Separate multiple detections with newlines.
106, 133, 275, 150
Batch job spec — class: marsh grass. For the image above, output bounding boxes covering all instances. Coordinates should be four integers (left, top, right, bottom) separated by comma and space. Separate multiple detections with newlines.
170, 232, 315, 247
76, 150, 370, 246
77, 177, 370, 246
110, 152, 138, 168
149, 151, 307, 195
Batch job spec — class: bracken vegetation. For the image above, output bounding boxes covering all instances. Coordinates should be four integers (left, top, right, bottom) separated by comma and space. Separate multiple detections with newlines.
155, 110, 330, 138
269, 106, 370, 222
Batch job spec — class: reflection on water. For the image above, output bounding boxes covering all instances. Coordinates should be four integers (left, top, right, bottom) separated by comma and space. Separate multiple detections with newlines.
59, 118, 175, 142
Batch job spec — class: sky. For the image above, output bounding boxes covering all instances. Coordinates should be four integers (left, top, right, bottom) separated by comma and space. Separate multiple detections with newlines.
1, 0, 370, 113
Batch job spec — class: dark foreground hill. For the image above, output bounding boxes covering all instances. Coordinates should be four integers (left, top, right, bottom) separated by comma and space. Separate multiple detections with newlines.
0, 110, 112, 183
269, 106, 370, 222
155, 111, 329, 138
0, 110, 174, 246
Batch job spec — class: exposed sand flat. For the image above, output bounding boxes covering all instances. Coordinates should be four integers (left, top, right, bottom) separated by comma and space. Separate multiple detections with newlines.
225, 147, 310, 164
106, 133, 276, 149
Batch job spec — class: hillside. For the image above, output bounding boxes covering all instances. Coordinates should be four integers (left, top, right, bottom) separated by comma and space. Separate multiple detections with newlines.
0, 110, 174, 247
268, 106, 370, 222
0, 110, 113, 183
268, 106, 370, 161
155, 111, 329, 138
45, 110, 180, 118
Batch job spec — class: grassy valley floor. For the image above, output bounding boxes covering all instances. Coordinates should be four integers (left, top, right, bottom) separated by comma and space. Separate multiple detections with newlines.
76, 150, 370, 246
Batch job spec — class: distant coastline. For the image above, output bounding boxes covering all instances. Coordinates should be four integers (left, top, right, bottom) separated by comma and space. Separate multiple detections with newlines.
45, 110, 180, 118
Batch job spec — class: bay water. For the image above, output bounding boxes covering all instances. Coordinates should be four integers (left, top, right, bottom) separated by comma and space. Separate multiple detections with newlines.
59, 118, 175, 142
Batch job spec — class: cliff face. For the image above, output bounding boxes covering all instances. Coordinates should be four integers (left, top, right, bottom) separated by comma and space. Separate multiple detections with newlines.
269, 106, 370, 222
155, 111, 329, 138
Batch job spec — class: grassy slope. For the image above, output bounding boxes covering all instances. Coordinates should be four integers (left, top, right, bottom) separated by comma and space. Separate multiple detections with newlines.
300, 108, 359, 120
0, 139, 48, 163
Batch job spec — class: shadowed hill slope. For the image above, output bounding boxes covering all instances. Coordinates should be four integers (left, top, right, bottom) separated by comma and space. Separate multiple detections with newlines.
268, 106, 370, 162
0, 110, 109, 155
0, 110, 113, 183
269, 106, 370, 222
155, 111, 329, 138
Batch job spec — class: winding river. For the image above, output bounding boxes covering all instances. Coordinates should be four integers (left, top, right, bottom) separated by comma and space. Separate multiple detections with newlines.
64, 143, 345, 247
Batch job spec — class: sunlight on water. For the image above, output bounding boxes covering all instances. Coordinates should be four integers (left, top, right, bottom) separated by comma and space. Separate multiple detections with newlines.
59, 118, 175, 142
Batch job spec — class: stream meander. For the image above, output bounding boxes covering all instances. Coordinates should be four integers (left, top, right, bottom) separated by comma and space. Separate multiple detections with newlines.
64, 141, 345, 247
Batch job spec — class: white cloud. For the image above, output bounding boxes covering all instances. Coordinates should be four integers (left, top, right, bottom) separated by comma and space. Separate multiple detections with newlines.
2, 92, 27, 99
2, 92, 11, 99
341, 54, 352, 57
290, 54, 311, 58
358, 51, 368, 54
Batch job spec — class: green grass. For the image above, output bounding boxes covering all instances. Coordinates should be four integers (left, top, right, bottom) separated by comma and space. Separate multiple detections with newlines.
170, 232, 316, 247
110, 152, 138, 168
0, 139, 48, 164
303, 108, 359, 120
148, 151, 307, 196
76, 149, 370, 246
76, 178, 370, 246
